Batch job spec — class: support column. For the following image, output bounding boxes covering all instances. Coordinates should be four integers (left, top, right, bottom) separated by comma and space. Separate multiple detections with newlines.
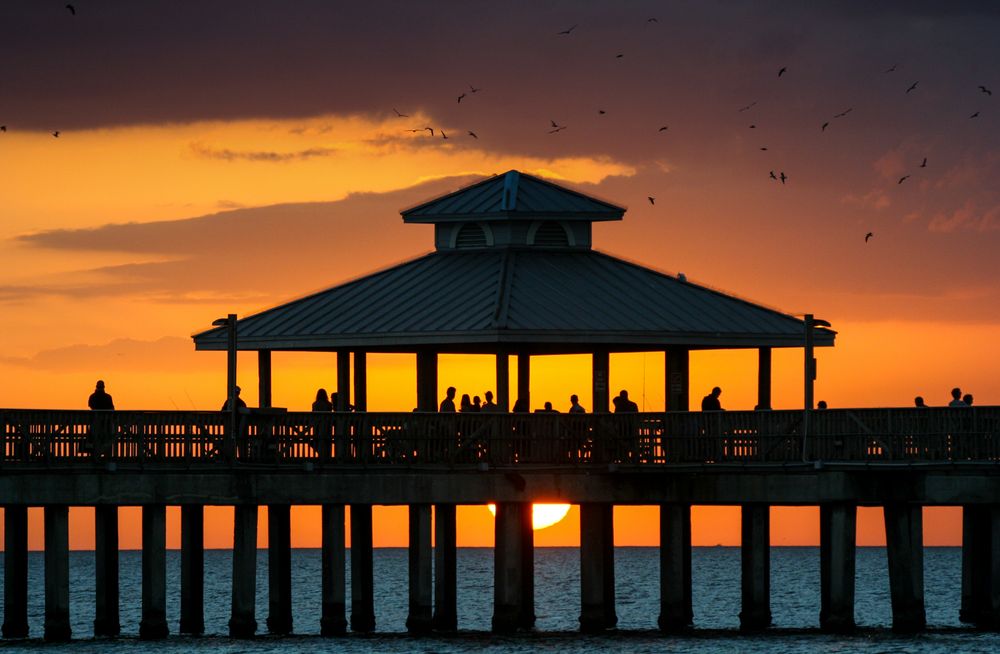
520, 502, 536, 630
819, 503, 857, 632
579, 503, 617, 632
320, 504, 347, 636
2, 506, 29, 639
884, 504, 925, 632
433, 504, 458, 631
739, 504, 771, 631
336, 350, 351, 411
407, 504, 433, 633
592, 350, 610, 413
665, 348, 690, 412
496, 352, 510, 411
353, 351, 367, 412
140, 504, 168, 639
350, 504, 376, 632
180, 505, 205, 635
989, 506, 1000, 629
44, 505, 71, 642
229, 504, 258, 638
757, 347, 772, 410
94, 505, 120, 637
961, 505, 984, 624
267, 504, 293, 634
493, 502, 532, 632
517, 352, 530, 410
416, 350, 438, 412
659, 503, 693, 631
258, 349, 272, 409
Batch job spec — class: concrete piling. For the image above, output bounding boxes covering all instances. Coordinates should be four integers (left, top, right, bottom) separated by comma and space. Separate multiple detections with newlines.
819, 503, 857, 632
350, 504, 376, 632
407, 504, 433, 633
739, 504, 771, 631
179, 505, 205, 635
139, 504, 168, 639
658, 503, 692, 631
2, 506, 29, 639
44, 505, 71, 642
433, 504, 458, 631
229, 504, 259, 638
321, 504, 348, 635
579, 503, 617, 632
266, 504, 293, 634
884, 504, 925, 632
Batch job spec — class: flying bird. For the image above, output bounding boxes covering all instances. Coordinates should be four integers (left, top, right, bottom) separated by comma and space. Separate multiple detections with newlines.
898, 175, 910, 184
865, 232, 873, 243
778, 67, 787, 77
920, 157, 927, 168
423, 127, 434, 136
392, 108, 408, 118
469, 84, 482, 93
647, 196, 655, 205
884, 63, 897, 73
749, 124, 756, 128
457, 93, 466, 103
769, 171, 777, 180
833, 108, 853, 118
52, 131, 60, 138
467, 131, 478, 139
738, 101, 757, 112
647, 18, 658, 23
557, 25, 577, 35
821, 122, 829, 131
0, 125, 6, 133
779, 172, 787, 184
658, 126, 669, 132
906, 81, 919, 93
615, 53, 624, 59
969, 111, 980, 118
598, 109, 606, 115
441, 130, 448, 139
65, 4, 75, 15
549, 120, 566, 134
979, 85, 992, 96
760, 146, 768, 151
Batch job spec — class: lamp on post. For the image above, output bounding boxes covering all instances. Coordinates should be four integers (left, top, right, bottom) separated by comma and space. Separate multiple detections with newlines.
213, 314, 238, 460
802, 314, 831, 462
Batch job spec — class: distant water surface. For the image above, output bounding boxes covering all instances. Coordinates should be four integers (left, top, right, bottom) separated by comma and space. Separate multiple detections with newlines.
2, 547, 997, 653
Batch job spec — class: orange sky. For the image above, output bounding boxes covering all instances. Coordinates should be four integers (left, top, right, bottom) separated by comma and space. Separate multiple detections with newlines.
2, 2, 998, 549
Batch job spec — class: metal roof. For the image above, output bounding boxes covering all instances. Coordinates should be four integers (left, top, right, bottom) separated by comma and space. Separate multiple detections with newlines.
401, 170, 625, 223
193, 249, 835, 352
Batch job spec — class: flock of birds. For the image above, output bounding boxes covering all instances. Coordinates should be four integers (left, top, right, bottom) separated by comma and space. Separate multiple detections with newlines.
4, 8, 994, 246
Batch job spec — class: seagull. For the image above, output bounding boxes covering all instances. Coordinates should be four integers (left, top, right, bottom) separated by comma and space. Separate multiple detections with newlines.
970, 111, 980, 118
615, 53, 624, 59
906, 81, 919, 93
52, 131, 60, 138
598, 109, 606, 115
779, 172, 787, 184
647, 18, 658, 23
833, 108, 853, 118
884, 63, 897, 73
457, 93, 466, 103
749, 124, 756, 128
557, 25, 577, 35
469, 84, 482, 93
920, 157, 927, 168
769, 171, 777, 180
549, 120, 567, 134
778, 66, 787, 77
658, 126, 669, 132
760, 146, 768, 151
0, 125, 6, 133
738, 101, 757, 112
441, 130, 448, 139
979, 85, 992, 96
821, 122, 829, 131
392, 108, 408, 118
65, 3, 75, 15
898, 175, 910, 184
865, 232, 873, 243
423, 127, 434, 136
647, 196, 655, 205
467, 131, 478, 139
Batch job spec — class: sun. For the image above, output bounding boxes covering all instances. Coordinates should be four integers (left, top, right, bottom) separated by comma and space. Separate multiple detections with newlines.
487, 503, 572, 530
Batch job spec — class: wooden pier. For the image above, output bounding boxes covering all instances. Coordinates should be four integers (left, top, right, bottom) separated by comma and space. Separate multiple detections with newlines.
2, 406, 1000, 640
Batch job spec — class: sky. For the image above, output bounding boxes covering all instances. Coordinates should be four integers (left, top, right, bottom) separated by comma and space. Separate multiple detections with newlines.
1, 1, 998, 548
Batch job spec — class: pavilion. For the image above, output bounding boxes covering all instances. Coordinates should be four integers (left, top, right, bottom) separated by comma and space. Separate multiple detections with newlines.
193, 169, 835, 414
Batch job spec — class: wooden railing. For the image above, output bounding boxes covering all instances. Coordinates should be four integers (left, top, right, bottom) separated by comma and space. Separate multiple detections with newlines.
1, 408, 999, 468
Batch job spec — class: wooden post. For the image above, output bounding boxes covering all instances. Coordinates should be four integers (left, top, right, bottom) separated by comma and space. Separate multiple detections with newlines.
267, 504, 293, 634
580, 503, 617, 632
320, 504, 347, 636
517, 353, 530, 410
592, 350, 610, 413
433, 504, 458, 631
44, 505, 71, 642
407, 504, 433, 633
665, 348, 689, 412
2, 505, 29, 639
496, 352, 510, 411
884, 504, 925, 632
820, 503, 856, 632
229, 504, 259, 638
739, 504, 771, 631
179, 505, 205, 635
416, 350, 438, 412
258, 349, 272, 409
94, 505, 120, 637
350, 504, 376, 632
659, 503, 693, 631
757, 347, 772, 410
336, 350, 351, 411
353, 351, 367, 412
140, 504, 168, 639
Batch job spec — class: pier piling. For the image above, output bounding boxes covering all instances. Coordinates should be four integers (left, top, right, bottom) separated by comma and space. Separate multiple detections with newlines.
229, 504, 259, 638
267, 504, 293, 634
94, 505, 120, 637
432, 504, 458, 631
350, 504, 376, 632
658, 503, 693, 631
321, 504, 348, 635
739, 504, 771, 631
407, 504, 434, 633
179, 505, 205, 635
819, 503, 857, 632
579, 503, 617, 632
493, 502, 533, 632
44, 505, 71, 642
140, 504, 169, 639
884, 504, 926, 633
2, 506, 29, 639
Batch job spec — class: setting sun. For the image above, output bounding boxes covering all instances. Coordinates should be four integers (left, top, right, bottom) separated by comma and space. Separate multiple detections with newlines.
488, 503, 572, 531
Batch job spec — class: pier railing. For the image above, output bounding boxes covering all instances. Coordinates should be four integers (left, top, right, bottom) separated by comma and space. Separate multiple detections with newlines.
1, 407, 998, 468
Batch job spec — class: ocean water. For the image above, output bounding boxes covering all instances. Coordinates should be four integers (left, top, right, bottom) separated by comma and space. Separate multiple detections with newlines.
2, 547, 998, 653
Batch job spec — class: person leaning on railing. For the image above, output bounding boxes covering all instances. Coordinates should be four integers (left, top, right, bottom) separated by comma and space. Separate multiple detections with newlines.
86, 380, 115, 460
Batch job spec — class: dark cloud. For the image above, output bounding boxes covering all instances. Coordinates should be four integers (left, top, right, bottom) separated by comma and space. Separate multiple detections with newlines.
0, 337, 214, 373
189, 142, 339, 163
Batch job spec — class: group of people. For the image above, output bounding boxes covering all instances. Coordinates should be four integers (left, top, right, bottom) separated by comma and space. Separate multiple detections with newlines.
914, 388, 976, 408
436, 387, 641, 414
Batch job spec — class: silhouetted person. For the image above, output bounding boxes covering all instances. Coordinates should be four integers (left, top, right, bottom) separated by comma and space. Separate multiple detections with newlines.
963, 393, 974, 406
512, 398, 529, 413
473, 395, 482, 412
221, 386, 247, 411
615, 390, 638, 413
569, 394, 586, 413
914, 396, 928, 408
88, 380, 115, 410
536, 401, 558, 413
701, 386, 723, 411
460, 393, 473, 412
440, 386, 457, 412
817, 400, 828, 409
481, 390, 501, 412
949, 387, 965, 407
312, 388, 333, 412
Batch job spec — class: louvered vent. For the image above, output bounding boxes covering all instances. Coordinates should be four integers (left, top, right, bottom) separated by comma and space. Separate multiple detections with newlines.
532, 221, 570, 247
455, 223, 488, 248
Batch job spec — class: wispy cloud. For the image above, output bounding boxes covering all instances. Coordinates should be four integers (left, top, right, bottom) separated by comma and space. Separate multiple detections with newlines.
189, 141, 339, 163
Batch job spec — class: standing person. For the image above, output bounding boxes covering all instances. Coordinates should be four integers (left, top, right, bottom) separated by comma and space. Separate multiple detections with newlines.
568, 394, 586, 413
481, 391, 501, 412
817, 400, 828, 410
221, 386, 247, 411
536, 401, 558, 413
439, 387, 457, 413
615, 390, 638, 413
963, 394, 974, 407
512, 398, 529, 413
472, 395, 482, 412
459, 393, 473, 412
312, 388, 333, 411
948, 388, 966, 407
88, 380, 115, 410
914, 396, 928, 408
701, 387, 723, 411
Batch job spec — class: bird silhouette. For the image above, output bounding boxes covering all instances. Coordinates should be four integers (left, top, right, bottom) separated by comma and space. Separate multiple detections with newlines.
738, 101, 757, 112
423, 127, 434, 136
769, 171, 777, 180
898, 175, 910, 184
441, 130, 448, 139
749, 124, 756, 128
979, 85, 992, 96
779, 172, 787, 184
969, 111, 980, 118
833, 108, 853, 118
405, 128, 422, 133
0, 125, 6, 133
457, 93, 466, 103
548, 120, 566, 134
821, 122, 829, 131
884, 63, 898, 73
65, 4, 75, 15
392, 108, 408, 118
920, 157, 927, 168
865, 232, 873, 243
647, 196, 655, 205
557, 25, 577, 35
778, 66, 787, 77
468, 131, 478, 139
615, 53, 624, 59
469, 84, 482, 93
760, 146, 768, 151
52, 131, 60, 138
598, 109, 606, 115
906, 81, 919, 93
647, 18, 658, 23
658, 126, 669, 132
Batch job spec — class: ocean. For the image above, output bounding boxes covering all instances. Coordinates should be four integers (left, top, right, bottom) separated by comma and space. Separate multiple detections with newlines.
2, 547, 997, 653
